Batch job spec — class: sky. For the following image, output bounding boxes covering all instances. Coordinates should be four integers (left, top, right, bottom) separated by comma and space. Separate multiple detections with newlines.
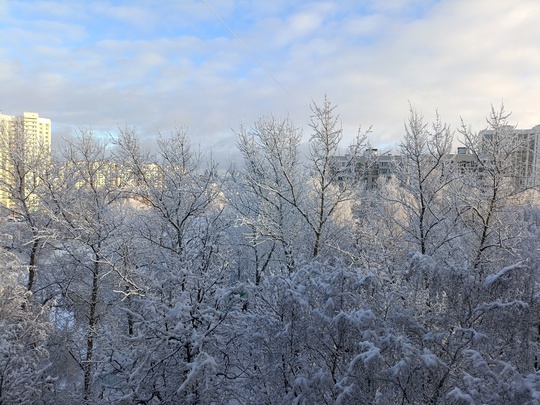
1, 0, 539, 162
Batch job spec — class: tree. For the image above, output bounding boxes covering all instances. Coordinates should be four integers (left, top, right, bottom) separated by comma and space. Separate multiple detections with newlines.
99, 127, 236, 404
39, 129, 125, 402
390, 105, 456, 258
230, 99, 368, 283
232, 115, 306, 278
305, 96, 368, 258
0, 114, 51, 291
0, 246, 52, 404
1, 101, 538, 403
458, 104, 536, 271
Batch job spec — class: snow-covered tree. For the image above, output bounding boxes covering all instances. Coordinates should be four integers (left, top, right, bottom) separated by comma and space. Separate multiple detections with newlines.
98, 127, 237, 404
38, 129, 125, 403
0, 114, 51, 291
231, 115, 306, 278
305, 97, 368, 258
0, 246, 52, 404
0, 101, 538, 404
389, 105, 457, 257
458, 105, 535, 271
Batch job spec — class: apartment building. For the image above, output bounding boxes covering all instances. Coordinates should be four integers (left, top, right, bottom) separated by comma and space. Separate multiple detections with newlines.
332, 148, 401, 189
0, 112, 51, 151
0, 111, 51, 209
332, 146, 490, 190
479, 125, 540, 188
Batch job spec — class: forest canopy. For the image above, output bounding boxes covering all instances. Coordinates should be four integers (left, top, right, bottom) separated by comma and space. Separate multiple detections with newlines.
1, 101, 540, 404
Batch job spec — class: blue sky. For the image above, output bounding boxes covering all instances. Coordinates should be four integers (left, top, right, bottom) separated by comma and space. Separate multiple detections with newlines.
1, 0, 539, 161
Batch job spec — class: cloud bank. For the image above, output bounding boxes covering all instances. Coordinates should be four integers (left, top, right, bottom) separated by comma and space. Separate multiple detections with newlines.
1, 0, 539, 160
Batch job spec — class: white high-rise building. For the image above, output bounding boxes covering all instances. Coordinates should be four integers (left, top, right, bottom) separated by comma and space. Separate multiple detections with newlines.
0, 111, 51, 209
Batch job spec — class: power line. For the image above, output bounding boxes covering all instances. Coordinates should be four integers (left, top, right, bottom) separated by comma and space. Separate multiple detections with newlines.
202, 0, 291, 98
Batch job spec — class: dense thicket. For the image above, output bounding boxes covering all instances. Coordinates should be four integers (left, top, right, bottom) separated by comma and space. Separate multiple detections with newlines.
1, 101, 540, 404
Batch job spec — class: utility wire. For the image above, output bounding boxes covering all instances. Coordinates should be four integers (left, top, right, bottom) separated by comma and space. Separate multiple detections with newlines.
202, 0, 292, 98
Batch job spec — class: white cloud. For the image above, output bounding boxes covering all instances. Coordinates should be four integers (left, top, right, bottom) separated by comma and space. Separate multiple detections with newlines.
1, 0, 539, 162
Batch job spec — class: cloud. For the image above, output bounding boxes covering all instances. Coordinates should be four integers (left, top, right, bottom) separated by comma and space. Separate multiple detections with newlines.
1, 0, 539, 163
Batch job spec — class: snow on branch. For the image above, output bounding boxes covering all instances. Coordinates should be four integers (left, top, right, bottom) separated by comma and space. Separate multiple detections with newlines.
484, 263, 528, 286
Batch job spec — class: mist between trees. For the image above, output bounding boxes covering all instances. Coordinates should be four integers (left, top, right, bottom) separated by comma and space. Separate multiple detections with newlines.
2, 98, 540, 404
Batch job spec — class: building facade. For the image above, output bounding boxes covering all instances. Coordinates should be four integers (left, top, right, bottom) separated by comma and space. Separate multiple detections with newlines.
479, 125, 540, 188
331, 124, 540, 191
0, 111, 51, 209
332, 148, 401, 189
